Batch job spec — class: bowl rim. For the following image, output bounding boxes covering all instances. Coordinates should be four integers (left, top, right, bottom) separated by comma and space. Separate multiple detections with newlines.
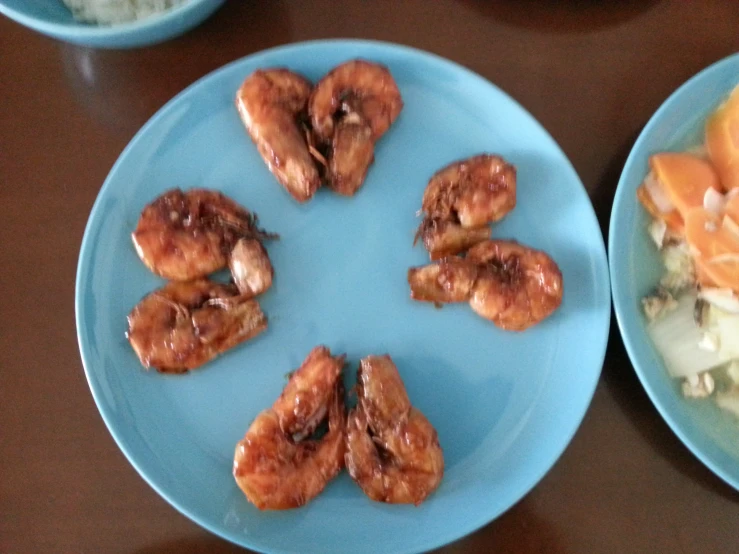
0, 0, 221, 37
608, 52, 739, 490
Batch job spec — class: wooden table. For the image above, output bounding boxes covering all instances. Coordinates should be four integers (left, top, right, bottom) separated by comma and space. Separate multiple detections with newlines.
2, 1, 738, 552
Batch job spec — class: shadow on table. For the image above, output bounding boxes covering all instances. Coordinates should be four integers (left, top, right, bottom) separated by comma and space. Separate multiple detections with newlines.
457, 0, 662, 34
134, 536, 252, 554
589, 128, 640, 239
430, 497, 564, 553
57, 0, 292, 136
133, 506, 561, 554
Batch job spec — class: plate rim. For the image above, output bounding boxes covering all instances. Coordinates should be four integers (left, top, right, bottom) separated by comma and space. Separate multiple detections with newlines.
75, 38, 612, 553
0, 0, 224, 37
608, 52, 739, 491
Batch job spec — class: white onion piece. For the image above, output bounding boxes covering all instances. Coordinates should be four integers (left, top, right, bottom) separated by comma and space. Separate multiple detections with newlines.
648, 218, 667, 248
727, 187, 739, 201
703, 187, 726, 215
644, 173, 675, 214
699, 287, 739, 314
688, 243, 702, 257
698, 332, 720, 352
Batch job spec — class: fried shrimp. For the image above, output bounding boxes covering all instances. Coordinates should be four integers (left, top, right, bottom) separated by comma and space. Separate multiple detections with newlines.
406, 255, 479, 303
414, 218, 492, 262
345, 355, 444, 505
233, 346, 347, 510
271, 346, 346, 441
126, 279, 267, 373
327, 114, 375, 196
309, 60, 403, 196
309, 60, 403, 143
466, 240, 563, 331
131, 188, 276, 281
408, 240, 563, 331
236, 68, 321, 202
416, 155, 517, 259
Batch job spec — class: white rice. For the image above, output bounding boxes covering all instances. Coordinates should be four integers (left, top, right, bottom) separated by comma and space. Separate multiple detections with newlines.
62, 0, 188, 25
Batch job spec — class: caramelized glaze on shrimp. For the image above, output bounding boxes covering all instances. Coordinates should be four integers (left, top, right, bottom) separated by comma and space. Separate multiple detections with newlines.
415, 218, 492, 262
309, 60, 403, 142
126, 279, 267, 373
236, 69, 321, 202
309, 60, 403, 196
131, 188, 276, 281
406, 256, 479, 303
408, 240, 563, 331
233, 346, 346, 510
466, 240, 563, 331
416, 155, 516, 259
345, 355, 443, 505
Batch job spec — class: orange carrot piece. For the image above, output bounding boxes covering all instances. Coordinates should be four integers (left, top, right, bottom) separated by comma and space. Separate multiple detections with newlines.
650, 153, 723, 220
636, 183, 684, 233
685, 207, 739, 290
725, 194, 739, 224
706, 85, 739, 191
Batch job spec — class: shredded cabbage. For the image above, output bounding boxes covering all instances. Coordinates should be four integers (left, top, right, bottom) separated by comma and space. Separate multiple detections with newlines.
707, 306, 739, 361
646, 293, 723, 378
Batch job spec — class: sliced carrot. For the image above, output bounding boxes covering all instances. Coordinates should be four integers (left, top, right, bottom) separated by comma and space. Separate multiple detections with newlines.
725, 194, 739, 224
636, 183, 684, 232
706, 84, 739, 190
650, 153, 723, 220
694, 258, 717, 288
685, 207, 739, 290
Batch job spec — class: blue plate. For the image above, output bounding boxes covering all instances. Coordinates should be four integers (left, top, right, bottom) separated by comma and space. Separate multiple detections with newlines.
76, 40, 611, 554
0, 0, 224, 49
610, 54, 739, 491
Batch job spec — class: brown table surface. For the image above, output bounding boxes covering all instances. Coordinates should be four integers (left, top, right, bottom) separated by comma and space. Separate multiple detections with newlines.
2, 1, 739, 553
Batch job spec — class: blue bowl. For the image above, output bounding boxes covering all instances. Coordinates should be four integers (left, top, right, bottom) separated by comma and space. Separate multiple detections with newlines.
0, 0, 225, 48
609, 53, 739, 490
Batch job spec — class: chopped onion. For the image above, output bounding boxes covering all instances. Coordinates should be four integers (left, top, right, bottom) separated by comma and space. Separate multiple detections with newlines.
698, 331, 720, 352
688, 243, 702, 257
703, 187, 726, 215
711, 309, 739, 360
699, 287, 739, 314
644, 173, 675, 214
727, 187, 739, 201
682, 371, 715, 398
648, 218, 667, 248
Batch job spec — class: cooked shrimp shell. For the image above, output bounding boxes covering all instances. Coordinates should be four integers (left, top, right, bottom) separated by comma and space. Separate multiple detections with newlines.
408, 240, 563, 331
236, 68, 321, 202
131, 188, 275, 281
345, 355, 443, 505
126, 279, 267, 373
233, 346, 347, 510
